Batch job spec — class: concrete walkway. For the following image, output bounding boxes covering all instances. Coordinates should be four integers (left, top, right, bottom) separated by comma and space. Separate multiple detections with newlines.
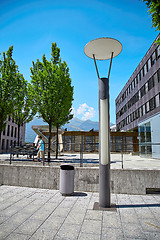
1, 153, 160, 170
0, 185, 160, 240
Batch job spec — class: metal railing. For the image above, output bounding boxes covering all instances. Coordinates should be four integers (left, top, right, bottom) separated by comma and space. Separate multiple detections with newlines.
7, 141, 160, 168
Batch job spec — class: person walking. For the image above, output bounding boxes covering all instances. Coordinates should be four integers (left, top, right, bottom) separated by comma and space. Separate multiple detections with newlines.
35, 136, 44, 162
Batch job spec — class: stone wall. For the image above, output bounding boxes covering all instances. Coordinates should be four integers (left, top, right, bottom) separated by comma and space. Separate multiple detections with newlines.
0, 164, 159, 194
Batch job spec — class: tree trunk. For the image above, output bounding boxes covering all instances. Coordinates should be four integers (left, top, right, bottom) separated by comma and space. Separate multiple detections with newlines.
48, 123, 52, 162
18, 123, 20, 146
56, 124, 59, 159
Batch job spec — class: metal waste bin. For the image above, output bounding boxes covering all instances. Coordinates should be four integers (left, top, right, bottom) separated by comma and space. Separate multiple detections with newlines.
60, 165, 75, 196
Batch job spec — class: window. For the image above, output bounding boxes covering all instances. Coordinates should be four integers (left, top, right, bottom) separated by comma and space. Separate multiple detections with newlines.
2, 139, 5, 150
144, 63, 148, 75
14, 127, 17, 138
148, 77, 154, 91
137, 72, 141, 82
153, 72, 158, 83
157, 45, 160, 59
149, 97, 156, 111
8, 116, 11, 121
151, 51, 156, 65
7, 125, 10, 136
155, 94, 159, 107
11, 126, 14, 137
6, 140, 9, 150
148, 58, 151, 70
145, 82, 148, 94
146, 102, 149, 113
140, 85, 146, 98
141, 68, 144, 79
143, 104, 146, 115
3, 129, 5, 135
139, 107, 143, 117
135, 76, 138, 84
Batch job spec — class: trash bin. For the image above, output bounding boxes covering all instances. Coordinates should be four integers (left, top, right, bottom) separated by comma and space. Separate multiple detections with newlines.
60, 165, 74, 196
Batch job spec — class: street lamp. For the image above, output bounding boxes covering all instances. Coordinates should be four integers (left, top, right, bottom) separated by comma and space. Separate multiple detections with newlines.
84, 37, 122, 208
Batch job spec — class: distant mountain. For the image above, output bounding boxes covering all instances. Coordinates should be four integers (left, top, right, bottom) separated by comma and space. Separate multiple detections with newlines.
25, 117, 115, 143
63, 117, 99, 131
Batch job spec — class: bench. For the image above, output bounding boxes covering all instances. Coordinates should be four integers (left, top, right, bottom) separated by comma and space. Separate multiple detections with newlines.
10, 144, 37, 163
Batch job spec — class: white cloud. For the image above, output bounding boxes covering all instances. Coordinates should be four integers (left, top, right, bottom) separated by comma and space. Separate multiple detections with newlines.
77, 103, 96, 121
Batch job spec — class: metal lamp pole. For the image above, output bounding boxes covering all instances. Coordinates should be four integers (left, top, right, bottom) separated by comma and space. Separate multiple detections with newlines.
84, 38, 122, 208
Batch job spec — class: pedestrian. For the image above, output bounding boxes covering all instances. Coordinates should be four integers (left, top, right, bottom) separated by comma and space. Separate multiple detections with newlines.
35, 136, 44, 162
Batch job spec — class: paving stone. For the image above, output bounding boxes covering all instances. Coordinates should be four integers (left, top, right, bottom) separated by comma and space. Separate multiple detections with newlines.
85, 209, 102, 221
101, 227, 124, 240
5, 232, 30, 240
122, 223, 146, 239
64, 212, 85, 225
81, 219, 101, 235
52, 207, 71, 217
0, 186, 160, 240
14, 219, 43, 235
78, 232, 101, 240
40, 216, 65, 231
29, 228, 57, 240
55, 223, 81, 240
103, 212, 121, 228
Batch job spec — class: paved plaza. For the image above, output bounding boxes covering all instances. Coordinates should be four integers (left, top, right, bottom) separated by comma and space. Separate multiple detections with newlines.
1, 153, 160, 170
0, 185, 160, 240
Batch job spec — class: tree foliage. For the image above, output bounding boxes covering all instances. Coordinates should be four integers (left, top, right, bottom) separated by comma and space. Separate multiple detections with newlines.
30, 43, 74, 160
0, 46, 18, 142
12, 72, 37, 145
143, 0, 160, 44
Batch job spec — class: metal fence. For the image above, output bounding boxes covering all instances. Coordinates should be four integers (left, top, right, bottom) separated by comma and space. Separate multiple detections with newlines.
8, 141, 160, 168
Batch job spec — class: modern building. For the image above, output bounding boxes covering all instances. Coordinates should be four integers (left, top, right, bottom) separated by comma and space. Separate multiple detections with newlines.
116, 34, 160, 158
0, 117, 25, 153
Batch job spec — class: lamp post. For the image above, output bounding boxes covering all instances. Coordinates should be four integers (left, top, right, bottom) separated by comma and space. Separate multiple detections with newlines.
84, 37, 122, 208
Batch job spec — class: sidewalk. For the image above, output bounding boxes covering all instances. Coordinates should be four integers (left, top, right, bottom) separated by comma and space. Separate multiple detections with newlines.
0, 185, 160, 240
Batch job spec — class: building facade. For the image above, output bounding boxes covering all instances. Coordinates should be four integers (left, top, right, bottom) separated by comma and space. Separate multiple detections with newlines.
116, 34, 160, 157
0, 117, 25, 153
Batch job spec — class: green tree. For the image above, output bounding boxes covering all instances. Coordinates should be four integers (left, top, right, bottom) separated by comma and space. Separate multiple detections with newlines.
0, 46, 18, 143
143, 0, 160, 44
12, 72, 37, 145
30, 43, 74, 161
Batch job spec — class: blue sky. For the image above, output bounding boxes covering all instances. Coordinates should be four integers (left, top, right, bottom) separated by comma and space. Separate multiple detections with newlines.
0, 0, 158, 123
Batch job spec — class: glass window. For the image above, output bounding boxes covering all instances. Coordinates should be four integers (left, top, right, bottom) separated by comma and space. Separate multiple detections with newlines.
7, 125, 10, 136
153, 72, 158, 83
6, 140, 9, 150
148, 76, 154, 91
2, 139, 5, 150
11, 126, 14, 137
141, 68, 144, 79
14, 127, 17, 138
146, 102, 149, 113
143, 104, 146, 115
145, 122, 151, 142
145, 82, 148, 93
157, 45, 160, 58
3, 129, 5, 135
144, 63, 148, 75
140, 85, 146, 98
151, 51, 156, 65
149, 97, 155, 111
155, 94, 160, 107
148, 58, 151, 70
139, 126, 145, 143
137, 72, 141, 82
